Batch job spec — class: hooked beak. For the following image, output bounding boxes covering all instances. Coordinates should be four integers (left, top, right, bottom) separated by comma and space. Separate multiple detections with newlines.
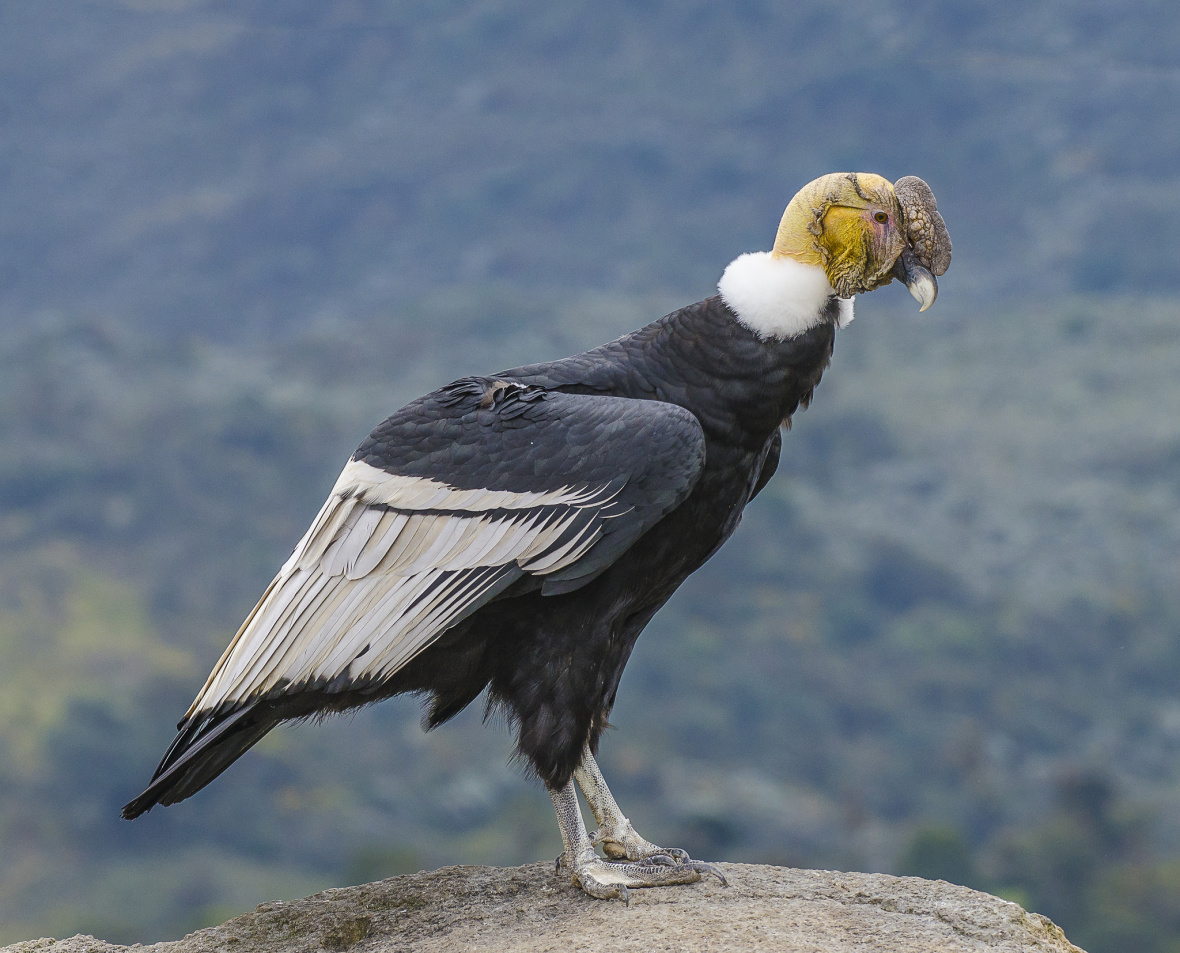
892, 246, 938, 312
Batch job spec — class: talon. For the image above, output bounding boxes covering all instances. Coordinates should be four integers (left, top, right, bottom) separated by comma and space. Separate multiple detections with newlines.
692, 861, 729, 886
643, 852, 678, 867
620, 885, 631, 906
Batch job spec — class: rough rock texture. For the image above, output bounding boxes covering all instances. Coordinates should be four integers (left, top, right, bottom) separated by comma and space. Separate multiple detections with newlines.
3, 863, 1083, 953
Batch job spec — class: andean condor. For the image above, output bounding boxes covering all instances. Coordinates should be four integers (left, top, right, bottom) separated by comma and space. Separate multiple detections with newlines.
123, 172, 951, 901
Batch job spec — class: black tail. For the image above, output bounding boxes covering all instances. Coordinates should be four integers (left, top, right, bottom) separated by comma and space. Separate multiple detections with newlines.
121, 702, 283, 819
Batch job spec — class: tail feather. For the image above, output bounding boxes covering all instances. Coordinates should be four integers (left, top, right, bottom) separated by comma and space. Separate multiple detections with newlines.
121, 703, 280, 819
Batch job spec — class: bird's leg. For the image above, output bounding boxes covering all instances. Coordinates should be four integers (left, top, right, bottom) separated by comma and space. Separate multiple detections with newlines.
571, 745, 726, 881
574, 745, 674, 862
549, 777, 721, 902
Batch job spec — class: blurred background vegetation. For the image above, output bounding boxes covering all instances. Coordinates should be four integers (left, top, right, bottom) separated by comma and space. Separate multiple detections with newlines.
2, 3, 1180, 951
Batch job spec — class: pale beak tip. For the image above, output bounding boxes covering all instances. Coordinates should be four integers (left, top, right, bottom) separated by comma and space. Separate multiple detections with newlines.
907, 271, 938, 312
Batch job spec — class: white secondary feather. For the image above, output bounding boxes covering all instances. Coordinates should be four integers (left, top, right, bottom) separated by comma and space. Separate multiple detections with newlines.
186, 461, 624, 719
326, 459, 610, 513
717, 251, 844, 340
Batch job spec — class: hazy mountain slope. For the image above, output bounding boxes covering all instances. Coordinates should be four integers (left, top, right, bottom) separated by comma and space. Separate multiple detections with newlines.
2, 292, 1179, 949
2, 3, 1180, 950
2, 1, 1179, 342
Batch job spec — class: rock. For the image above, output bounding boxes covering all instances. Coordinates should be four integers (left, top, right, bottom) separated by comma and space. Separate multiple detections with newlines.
2, 863, 1082, 953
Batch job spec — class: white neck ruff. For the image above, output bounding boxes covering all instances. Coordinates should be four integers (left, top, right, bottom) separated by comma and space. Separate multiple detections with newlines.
717, 251, 853, 339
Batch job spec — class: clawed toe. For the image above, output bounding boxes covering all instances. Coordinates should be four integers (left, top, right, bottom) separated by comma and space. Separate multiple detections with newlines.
638, 852, 728, 886
570, 854, 708, 901
685, 858, 729, 886
621, 846, 727, 886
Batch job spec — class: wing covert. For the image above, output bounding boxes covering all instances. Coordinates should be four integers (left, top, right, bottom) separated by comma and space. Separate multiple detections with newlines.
186, 379, 705, 723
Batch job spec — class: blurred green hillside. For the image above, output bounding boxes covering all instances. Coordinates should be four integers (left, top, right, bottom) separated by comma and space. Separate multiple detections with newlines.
4, 291, 1180, 951
2, 3, 1180, 952
4, 0, 1180, 337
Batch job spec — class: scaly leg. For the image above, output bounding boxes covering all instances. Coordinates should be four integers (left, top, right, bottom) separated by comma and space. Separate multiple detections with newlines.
549, 777, 720, 902
575, 746, 687, 865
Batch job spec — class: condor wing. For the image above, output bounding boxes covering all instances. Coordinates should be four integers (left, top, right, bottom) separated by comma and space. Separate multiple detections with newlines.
122, 379, 703, 817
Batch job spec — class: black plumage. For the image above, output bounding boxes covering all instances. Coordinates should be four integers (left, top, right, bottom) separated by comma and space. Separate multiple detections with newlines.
122, 168, 950, 899
123, 295, 834, 818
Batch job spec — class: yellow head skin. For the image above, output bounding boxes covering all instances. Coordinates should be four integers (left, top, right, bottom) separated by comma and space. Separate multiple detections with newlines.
771, 172, 908, 299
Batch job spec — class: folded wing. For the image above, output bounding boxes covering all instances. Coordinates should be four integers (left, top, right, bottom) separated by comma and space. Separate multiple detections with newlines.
123, 379, 704, 817
190, 466, 629, 717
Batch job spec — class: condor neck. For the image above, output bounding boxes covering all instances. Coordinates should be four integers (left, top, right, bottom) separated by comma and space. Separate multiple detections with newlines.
500, 292, 842, 445
622, 297, 841, 445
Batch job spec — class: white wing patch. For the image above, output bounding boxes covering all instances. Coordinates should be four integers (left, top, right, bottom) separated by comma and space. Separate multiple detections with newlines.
188, 460, 627, 719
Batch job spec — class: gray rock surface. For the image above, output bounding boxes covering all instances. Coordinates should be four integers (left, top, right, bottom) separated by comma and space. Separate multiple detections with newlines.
3, 863, 1082, 953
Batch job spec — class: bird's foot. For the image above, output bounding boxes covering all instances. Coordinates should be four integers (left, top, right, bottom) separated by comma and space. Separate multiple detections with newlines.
549, 770, 726, 902
591, 815, 673, 861
562, 846, 723, 903
590, 818, 726, 885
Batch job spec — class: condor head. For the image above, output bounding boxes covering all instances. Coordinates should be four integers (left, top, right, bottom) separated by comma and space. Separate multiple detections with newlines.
771, 171, 952, 311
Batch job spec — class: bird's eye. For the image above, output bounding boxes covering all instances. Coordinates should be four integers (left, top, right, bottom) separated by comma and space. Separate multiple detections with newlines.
873, 211, 889, 224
